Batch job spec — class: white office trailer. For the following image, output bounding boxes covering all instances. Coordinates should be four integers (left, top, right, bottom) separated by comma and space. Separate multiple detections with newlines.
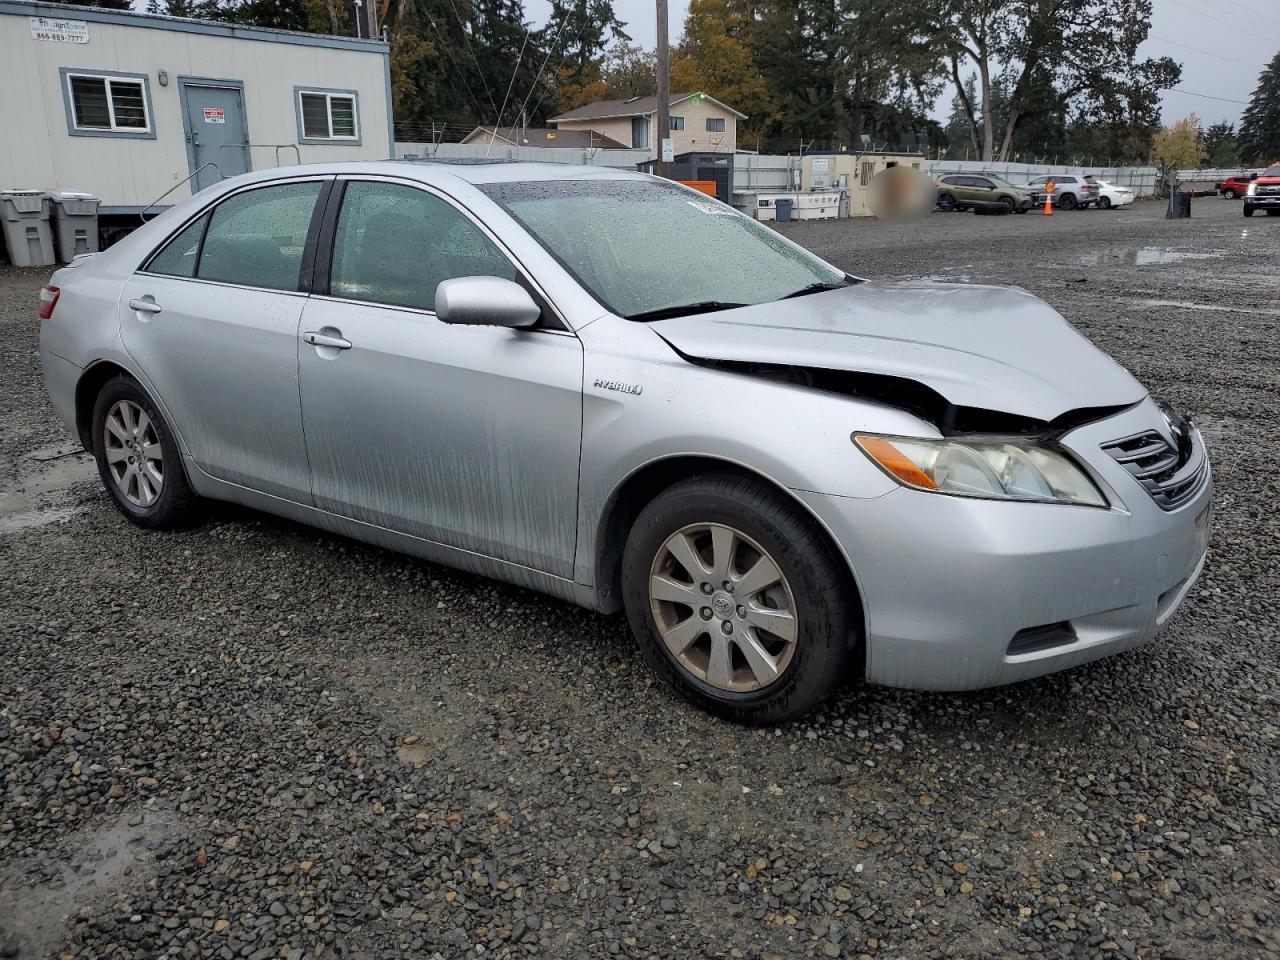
0, 0, 392, 215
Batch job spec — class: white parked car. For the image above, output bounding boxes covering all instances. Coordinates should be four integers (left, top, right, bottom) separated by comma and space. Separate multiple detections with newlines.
1092, 180, 1135, 210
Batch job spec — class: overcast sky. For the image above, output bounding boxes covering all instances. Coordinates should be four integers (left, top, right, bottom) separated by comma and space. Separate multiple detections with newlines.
524, 0, 1275, 127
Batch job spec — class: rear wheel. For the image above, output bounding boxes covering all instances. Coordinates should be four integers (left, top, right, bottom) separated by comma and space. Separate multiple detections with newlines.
1098, 196, 1112, 210
1058, 192, 1078, 211
92, 376, 200, 529
936, 192, 955, 212
1223, 189, 1237, 199
621, 474, 857, 724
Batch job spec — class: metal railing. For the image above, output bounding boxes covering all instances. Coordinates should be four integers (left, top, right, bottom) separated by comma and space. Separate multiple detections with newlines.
139, 162, 221, 223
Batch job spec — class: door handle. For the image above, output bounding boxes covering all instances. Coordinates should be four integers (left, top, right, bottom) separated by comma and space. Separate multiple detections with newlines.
128, 297, 162, 315
303, 330, 352, 350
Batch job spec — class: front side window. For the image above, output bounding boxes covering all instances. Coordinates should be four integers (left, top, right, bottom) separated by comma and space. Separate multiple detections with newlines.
297, 89, 359, 142
63, 70, 152, 137
481, 179, 845, 319
705, 117, 726, 133
328, 181, 518, 312
198, 182, 323, 291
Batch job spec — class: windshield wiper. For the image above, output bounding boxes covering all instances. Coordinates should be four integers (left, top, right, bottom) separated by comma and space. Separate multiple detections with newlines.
626, 301, 748, 322
781, 280, 853, 300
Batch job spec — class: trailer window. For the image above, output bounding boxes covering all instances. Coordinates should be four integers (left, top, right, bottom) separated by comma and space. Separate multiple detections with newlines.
61, 70, 153, 138
296, 88, 360, 143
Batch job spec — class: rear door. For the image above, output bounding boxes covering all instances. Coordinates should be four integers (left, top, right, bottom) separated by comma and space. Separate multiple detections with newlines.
120, 178, 329, 502
296, 177, 584, 577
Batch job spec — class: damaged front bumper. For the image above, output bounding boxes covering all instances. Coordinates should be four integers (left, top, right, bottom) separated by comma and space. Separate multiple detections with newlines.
796, 398, 1212, 691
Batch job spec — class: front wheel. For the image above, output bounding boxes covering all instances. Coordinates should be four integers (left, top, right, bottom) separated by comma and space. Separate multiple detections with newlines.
1223, 189, 1237, 199
936, 192, 955, 212
92, 375, 200, 528
1243, 205, 1255, 217
621, 475, 857, 724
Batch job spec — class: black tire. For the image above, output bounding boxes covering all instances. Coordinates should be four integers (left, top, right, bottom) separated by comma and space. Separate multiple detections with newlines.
1058, 192, 1078, 211
91, 375, 200, 529
1243, 205, 1255, 217
936, 192, 955, 212
621, 474, 857, 724
1268, 210, 1280, 217
1098, 196, 1111, 210
1223, 189, 1237, 199
996, 197, 1014, 215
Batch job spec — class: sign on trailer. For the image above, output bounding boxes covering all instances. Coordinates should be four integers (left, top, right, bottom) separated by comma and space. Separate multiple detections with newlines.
203, 107, 226, 124
30, 15, 88, 42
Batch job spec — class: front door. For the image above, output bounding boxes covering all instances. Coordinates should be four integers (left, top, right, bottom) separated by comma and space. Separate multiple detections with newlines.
181, 80, 250, 193
297, 179, 584, 578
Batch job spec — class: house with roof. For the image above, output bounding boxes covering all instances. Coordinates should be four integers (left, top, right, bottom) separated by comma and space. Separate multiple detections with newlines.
460, 125, 627, 150
549, 92, 745, 155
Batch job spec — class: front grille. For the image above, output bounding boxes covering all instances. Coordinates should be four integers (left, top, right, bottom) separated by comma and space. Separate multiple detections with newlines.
1102, 425, 1207, 511
1256, 184, 1280, 195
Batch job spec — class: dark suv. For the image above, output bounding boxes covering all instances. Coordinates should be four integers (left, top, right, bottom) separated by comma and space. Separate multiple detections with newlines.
934, 173, 1033, 214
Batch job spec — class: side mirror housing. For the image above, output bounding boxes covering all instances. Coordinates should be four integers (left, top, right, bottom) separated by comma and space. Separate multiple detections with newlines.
434, 276, 540, 328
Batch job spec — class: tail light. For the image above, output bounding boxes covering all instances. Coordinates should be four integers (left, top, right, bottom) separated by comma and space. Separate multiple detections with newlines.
38, 284, 60, 320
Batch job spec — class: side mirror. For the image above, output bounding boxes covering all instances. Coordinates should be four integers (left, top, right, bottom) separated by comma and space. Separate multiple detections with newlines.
434, 276, 540, 329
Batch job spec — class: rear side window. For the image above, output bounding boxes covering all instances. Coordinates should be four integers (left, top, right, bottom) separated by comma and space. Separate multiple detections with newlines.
197, 182, 323, 291
145, 214, 208, 277
328, 181, 518, 312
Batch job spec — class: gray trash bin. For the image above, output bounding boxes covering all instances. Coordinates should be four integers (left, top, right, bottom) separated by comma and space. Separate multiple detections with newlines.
48, 190, 100, 261
775, 197, 794, 222
0, 190, 55, 267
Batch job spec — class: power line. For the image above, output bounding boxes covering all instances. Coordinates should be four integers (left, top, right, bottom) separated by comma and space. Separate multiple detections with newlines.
443, 0, 498, 117
487, 27, 530, 156
1148, 34, 1243, 66
1162, 0, 1280, 42
509, 10, 571, 135
1169, 87, 1247, 104
412, 0, 490, 119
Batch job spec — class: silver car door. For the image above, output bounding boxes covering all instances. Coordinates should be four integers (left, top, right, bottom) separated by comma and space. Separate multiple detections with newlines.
296, 177, 583, 579
119, 178, 329, 502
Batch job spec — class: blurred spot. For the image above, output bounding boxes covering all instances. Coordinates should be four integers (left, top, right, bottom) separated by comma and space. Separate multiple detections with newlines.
866, 167, 936, 222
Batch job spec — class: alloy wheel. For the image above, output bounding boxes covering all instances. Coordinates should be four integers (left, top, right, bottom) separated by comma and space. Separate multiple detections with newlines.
648, 522, 798, 693
104, 399, 164, 507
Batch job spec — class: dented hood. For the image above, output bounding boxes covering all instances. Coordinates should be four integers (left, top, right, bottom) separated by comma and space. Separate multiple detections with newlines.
650, 281, 1146, 422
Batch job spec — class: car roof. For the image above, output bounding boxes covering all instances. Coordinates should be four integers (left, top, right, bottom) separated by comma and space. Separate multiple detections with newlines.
216, 159, 650, 191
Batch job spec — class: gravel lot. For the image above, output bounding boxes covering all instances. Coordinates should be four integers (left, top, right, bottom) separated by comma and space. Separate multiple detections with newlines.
1, 198, 1277, 960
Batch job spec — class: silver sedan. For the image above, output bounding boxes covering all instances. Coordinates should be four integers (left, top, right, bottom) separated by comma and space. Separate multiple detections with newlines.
38, 161, 1212, 723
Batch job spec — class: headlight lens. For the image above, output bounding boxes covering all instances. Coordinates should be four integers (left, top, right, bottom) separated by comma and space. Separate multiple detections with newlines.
854, 435, 1107, 507
1247, 182, 1257, 196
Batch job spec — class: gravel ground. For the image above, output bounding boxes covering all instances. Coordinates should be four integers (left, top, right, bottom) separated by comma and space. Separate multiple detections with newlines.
1, 198, 1277, 960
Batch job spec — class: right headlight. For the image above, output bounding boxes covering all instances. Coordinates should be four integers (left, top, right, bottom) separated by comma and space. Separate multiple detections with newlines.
1247, 182, 1257, 196
854, 434, 1108, 507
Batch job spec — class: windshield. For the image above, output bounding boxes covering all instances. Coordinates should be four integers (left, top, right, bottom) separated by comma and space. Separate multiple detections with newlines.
480, 179, 847, 319
1266, 164, 1280, 177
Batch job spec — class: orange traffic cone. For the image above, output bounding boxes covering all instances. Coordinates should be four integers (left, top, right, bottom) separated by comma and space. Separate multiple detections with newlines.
1042, 181, 1055, 215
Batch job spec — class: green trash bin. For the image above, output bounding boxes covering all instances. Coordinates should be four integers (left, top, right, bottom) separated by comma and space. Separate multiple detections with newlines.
48, 190, 100, 262
0, 190, 56, 267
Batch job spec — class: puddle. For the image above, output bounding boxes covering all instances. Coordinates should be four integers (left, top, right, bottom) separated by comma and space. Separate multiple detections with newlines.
0, 811, 178, 958
1077, 248, 1225, 267
1133, 247, 1225, 265
0, 451, 96, 534
1126, 298, 1280, 317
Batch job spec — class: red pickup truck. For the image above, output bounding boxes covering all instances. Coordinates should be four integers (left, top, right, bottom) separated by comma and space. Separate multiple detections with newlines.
1216, 173, 1256, 198
1243, 163, 1280, 217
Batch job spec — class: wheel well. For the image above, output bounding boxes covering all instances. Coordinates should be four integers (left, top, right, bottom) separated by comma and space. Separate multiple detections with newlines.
74, 361, 132, 449
593, 457, 866, 654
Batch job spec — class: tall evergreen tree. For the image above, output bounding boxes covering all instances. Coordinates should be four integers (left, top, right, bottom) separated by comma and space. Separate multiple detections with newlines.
1238, 51, 1280, 165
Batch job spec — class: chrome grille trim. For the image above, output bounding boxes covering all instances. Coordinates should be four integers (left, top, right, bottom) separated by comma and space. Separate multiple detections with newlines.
1102, 427, 1208, 511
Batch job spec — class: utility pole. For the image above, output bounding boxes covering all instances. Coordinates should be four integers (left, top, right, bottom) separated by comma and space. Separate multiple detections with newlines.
655, 0, 670, 178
